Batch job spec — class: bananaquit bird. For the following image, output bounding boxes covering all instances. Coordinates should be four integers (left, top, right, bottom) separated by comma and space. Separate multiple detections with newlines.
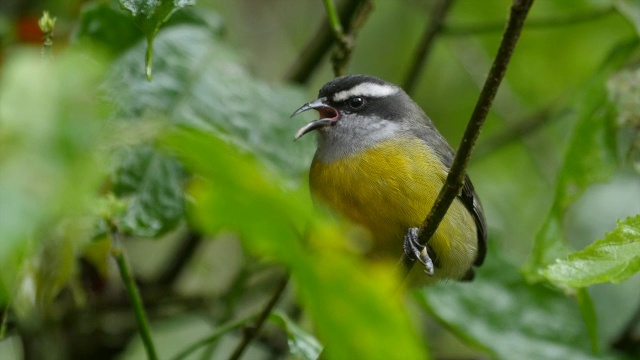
292, 75, 486, 281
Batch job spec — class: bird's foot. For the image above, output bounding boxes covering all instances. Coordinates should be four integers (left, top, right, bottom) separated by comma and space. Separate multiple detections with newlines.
403, 227, 435, 276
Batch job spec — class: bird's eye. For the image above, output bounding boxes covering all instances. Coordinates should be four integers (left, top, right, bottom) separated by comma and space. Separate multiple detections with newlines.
348, 97, 365, 110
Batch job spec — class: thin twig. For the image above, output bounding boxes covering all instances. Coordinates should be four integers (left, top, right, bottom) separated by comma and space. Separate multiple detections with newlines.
442, 6, 613, 37
227, 274, 290, 360
153, 230, 203, 286
403, 0, 456, 94
285, 0, 365, 84
400, 0, 536, 276
323, 0, 344, 35
473, 106, 569, 159
110, 227, 159, 360
322, 0, 374, 77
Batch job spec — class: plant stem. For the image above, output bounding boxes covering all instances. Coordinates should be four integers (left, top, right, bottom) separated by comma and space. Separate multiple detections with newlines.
400, 0, 536, 276
286, 0, 364, 84
227, 274, 289, 360
110, 228, 158, 360
322, 0, 373, 76
323, 0, 344, 36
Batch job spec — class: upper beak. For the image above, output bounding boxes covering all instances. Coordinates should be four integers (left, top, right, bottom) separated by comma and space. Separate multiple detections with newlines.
291, 97, 340, 140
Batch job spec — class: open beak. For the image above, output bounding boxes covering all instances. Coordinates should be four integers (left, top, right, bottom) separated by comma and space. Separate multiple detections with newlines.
291, 97, 340, 140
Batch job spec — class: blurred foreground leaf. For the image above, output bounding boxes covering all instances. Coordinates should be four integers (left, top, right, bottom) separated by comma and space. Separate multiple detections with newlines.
615, 0, 640, 36
416, 253, 616, 360
112, 146, 186, 237
0, 48, 109, 303
164, 128, 428, 360
271, 311, 322, 360
118, 0, 195, 79
543, 215, 640, 287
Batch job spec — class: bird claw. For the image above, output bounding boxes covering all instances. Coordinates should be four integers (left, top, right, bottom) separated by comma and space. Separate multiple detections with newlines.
403, 227, 435, 276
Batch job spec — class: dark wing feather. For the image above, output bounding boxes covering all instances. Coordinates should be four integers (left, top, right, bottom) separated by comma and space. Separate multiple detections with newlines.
460, 175, 487, 266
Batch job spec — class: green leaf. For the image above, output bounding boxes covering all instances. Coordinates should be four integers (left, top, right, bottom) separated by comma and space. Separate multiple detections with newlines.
415, 253, 615, 360
106, 25, 314, 181
542, 215, 640, 287
164, 128, 429, 360
112, 146, 186, 238
118, 0, 196, 79
523, 39, 639, 281
271, 312, 322, 360
75, 1, 142, 54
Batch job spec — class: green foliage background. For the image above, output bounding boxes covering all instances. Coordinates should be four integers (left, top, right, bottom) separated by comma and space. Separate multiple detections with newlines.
0, 0, 639, 359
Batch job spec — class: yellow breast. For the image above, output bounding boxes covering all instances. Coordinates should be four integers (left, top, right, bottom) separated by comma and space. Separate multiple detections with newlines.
310, 137, 477, 280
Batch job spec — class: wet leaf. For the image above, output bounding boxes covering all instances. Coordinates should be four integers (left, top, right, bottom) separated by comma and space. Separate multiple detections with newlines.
112, 146, 186, 238
271, 311, 322, 360
118, 0, 196, 79
543, 215, 640, 287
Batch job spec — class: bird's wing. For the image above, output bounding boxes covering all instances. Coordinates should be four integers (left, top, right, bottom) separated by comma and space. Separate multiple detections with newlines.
460, 175, 487, 266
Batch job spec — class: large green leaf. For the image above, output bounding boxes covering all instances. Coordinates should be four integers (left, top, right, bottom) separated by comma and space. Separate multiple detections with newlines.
415, 252, 618, 360
164, 128, 428, 360
112, 146, 186, 238
118, 0, 196, 79
543, 215, 640, 287
106, 25, 314, 181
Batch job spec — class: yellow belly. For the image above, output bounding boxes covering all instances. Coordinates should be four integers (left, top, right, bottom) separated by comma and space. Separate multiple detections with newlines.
310, 137, 477, 280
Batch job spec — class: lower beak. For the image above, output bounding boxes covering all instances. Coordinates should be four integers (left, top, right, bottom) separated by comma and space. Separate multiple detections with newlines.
291, 97, 339, 140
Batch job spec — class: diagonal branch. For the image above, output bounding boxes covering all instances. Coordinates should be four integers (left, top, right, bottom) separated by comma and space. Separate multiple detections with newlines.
227, 274, 290, 360
402, 0, 456, 95
153, 230, 203, 286
400, 0, 536, 276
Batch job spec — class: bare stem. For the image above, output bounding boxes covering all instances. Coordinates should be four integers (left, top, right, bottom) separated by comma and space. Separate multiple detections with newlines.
321, 0, 373, 76
110, 227, 158, 360
400, 0, 536, 276
153, 230, 203, 286
323, 0, 344, 36
286, 0, 364, 84
227, 275, 290, 360
403, 0, 456, 95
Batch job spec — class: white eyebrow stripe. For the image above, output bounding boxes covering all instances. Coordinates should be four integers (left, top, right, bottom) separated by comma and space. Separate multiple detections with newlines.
332, 82, 398, 101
